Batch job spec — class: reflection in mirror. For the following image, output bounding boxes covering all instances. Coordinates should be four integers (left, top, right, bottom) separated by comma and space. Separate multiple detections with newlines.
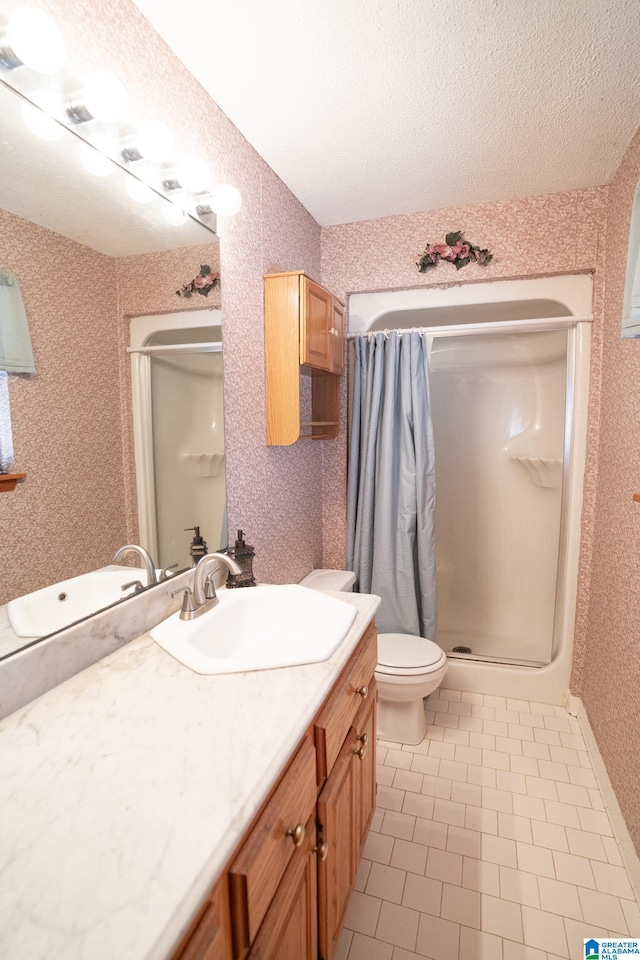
130, 311, 227, 571
0, 78, 223, 659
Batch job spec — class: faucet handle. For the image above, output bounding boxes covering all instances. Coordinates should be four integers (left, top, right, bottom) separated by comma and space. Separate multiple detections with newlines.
171, 587, 197, 621
121, 580, 144, 595
160, 562, 179, 581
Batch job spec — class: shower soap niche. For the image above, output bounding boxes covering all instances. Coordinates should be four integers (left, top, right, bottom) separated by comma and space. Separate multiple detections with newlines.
512, 456, 563, 489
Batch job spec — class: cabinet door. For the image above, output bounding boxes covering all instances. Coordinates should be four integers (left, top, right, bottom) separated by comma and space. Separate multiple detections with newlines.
353, 683, 377, 861
246, 814, 317, 960
300, 276, 333, 371
330, 299, 345, 375
317, 730, 357, 960
174, 874, 233, 960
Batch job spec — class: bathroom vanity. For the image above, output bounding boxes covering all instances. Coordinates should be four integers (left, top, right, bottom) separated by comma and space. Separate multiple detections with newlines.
0, 590, 380, 960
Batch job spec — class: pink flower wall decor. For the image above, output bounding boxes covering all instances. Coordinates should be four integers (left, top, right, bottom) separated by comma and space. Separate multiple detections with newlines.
176, 265, 220, 298
416, 231, 493, 272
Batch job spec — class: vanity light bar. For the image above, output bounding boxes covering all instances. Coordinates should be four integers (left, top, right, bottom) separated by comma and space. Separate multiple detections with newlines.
0, 7, 241, 220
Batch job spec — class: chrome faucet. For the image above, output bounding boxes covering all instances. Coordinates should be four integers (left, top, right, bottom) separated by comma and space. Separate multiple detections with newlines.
173, 552, 242, 621
112, 544, 157, 586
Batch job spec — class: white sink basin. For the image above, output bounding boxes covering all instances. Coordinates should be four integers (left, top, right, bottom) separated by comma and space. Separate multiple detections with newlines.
150, 584, 357, 674
7, 567, 157, 639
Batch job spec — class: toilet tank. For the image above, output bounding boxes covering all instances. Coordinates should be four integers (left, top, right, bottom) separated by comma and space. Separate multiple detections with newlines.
299, 569, 356, 592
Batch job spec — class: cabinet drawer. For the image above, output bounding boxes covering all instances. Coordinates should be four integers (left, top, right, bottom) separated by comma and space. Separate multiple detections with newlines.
228, 736, 317, 957
315, 622, 377, 783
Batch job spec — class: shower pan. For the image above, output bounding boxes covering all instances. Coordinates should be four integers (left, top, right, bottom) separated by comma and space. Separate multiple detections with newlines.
348, 276, 592, 703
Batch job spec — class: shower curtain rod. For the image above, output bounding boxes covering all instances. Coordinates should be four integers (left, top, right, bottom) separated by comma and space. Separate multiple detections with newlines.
127, 342, 222, 355
346, 314, 593, 340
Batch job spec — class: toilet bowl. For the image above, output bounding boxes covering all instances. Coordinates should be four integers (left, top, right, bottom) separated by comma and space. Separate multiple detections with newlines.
299, 570, 448, 745
375, 633, 448, 745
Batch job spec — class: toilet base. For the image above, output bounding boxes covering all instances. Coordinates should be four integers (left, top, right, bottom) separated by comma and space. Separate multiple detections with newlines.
377, 696, 426, 745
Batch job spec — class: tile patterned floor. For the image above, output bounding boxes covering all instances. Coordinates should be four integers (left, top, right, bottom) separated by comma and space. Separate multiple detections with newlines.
338, 688, 640, 960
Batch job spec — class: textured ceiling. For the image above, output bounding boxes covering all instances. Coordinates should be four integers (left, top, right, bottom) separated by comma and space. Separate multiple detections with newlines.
132, 0, 640, 226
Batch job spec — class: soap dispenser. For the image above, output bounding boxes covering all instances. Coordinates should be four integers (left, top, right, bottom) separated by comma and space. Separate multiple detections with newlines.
185, 526, 208, 566
226, 529, 256, 588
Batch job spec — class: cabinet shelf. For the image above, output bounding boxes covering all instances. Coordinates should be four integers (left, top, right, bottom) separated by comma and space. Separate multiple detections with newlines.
0, 472, 26, 492
265, 271, 344, 446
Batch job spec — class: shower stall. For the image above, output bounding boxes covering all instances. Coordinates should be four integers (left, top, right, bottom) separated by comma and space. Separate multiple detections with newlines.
129, 310, 227, 571
348, 276, 592, 703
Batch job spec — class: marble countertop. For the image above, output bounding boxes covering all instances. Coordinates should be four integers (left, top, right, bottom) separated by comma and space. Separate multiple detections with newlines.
0, 590, 380, 960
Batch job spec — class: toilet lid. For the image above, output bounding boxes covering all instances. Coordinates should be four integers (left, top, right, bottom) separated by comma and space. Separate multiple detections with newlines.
378, 633, 445, 669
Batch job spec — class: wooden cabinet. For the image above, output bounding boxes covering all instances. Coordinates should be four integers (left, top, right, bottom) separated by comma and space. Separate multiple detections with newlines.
265, 271, 345, 445
171, 623, 377, 960
174, 874, 233, 960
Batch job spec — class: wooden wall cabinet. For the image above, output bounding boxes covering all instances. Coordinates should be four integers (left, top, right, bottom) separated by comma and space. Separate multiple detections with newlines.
172, 623, 377, 960
265, 271, 345, 445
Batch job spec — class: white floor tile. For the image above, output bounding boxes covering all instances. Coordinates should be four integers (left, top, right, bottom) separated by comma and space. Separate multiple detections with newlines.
391, 837, 429, 876
336, 926, 353, 960
447, 825, 482, 859
441, 883, 481, 928
459, 924, 503, 960
402, 792, 435, 820
375, 901, 421, 951
577, 886, 629, 931
366, 862, 408, 905
413, 817, 448, 850
401, 873, 442, 916
348, 931, 394, 960
499, 865, 540, 908
462, 857, 501, 897
415, 912, 460, 960
552, 850, 596, 889
345, 890, 383, 936
516, 841, 556, 879
521, 905, 568, 955
425, 847, 463, 885
481, 893, 523, 942
537, 876, 583, 921
357, 697, 638, 960
481, 834, 518, 869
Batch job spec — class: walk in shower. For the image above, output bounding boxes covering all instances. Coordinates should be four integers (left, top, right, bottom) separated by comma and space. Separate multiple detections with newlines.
348, 276, 592, 703
129, 310, 226, 571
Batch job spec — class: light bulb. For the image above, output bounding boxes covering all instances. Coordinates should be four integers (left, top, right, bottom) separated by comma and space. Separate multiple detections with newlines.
83, 71, 128, 123
8, 7, 65, 74
21, 93, 62, 141
176, 155, 211, 193
137, 120, 175, 163
161, 202, 187, 226
79, 142, 114, 177
211, 183, 242, 217
126, 177, 155, 204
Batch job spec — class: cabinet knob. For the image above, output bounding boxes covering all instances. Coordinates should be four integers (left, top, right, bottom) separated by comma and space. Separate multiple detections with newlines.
355, 684, 368, 700
313, 840, 329, 861
286, 823, 305, 848
354, 743, 367, 761
357, 732, 368, 746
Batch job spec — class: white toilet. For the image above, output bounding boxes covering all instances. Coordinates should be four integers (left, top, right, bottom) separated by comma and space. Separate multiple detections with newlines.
299, 570, 448, 745
376, 633, 448, 745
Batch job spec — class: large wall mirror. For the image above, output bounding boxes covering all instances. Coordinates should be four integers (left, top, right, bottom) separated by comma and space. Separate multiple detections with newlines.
0, 77, 224, 659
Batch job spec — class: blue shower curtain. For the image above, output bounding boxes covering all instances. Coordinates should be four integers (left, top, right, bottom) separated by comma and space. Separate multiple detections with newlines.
347, 330, 437, 639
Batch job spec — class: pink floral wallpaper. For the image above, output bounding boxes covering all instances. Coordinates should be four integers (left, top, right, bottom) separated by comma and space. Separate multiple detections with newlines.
0, 208, 128, 605
576, 127, 640, 851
